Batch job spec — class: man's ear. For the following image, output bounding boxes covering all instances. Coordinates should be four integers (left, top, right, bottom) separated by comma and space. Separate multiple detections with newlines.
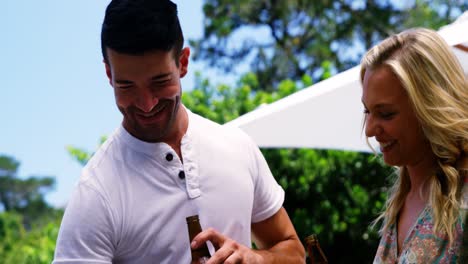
104, 61, 113, 86
179, 47, 190, 78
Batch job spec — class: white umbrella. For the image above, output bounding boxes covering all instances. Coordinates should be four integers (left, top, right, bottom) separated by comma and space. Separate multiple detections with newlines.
225, 16, 468, 152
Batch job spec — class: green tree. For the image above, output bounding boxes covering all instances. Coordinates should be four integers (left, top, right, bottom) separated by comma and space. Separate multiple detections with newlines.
0, 155, 63, 263
0, 211, 61, 264
0, 155, 56, 228
190, 0, 466, 91
66, 136, 108, 167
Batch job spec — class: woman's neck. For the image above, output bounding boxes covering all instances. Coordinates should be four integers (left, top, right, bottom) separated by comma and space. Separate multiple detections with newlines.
406, 153, 437, 200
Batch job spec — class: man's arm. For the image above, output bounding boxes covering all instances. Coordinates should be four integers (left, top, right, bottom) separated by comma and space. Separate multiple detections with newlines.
53, 184, 115, 263
251, 207, 305, 263
191, 207, 305, 263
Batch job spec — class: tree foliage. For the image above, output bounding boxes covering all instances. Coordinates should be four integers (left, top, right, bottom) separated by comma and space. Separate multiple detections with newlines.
190, 0, 467, 90
66, 136, 108, 167
0, 211, 61, 264
182, 73, 394, 262
0, 155, 63, 263
0, 155, 56, 228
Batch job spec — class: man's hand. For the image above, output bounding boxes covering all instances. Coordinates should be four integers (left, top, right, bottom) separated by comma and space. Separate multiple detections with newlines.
191, 208, 305, 264
191, 228, 263, 264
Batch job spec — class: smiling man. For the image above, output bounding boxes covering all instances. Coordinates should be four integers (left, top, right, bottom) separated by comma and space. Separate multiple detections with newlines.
106, 48, 189, 157
52, 1, 305, 263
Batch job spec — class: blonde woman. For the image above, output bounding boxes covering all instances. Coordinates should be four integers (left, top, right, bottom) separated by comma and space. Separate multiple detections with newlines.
360, 28, 467, 263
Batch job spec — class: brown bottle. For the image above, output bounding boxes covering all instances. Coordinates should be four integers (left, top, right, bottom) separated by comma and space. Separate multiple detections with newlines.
305, 234, 328, 264
186, 215, 211, 264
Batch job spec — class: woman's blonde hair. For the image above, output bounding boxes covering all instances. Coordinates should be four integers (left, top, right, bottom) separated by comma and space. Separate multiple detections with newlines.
360, 28, 468, 244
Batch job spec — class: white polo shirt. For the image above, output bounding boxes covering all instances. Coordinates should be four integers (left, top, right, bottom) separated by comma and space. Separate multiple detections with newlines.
53, 109, 285, 264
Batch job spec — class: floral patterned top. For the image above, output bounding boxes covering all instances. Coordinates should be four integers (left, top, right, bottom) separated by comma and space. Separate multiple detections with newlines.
373, 180, 467, 264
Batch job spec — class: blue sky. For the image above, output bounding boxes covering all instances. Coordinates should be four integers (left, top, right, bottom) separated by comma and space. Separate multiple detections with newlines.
1, 0, 205, 207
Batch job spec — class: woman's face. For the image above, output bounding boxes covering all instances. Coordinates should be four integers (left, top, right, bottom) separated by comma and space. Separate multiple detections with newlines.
361, 66, 432, 167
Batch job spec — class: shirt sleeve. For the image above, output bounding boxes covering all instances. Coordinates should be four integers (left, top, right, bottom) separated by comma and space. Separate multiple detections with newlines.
53, 182, 116, 264
248, 137, 285, 223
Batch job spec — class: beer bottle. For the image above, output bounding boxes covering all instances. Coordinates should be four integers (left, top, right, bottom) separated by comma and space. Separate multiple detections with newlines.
186, 215, 211, 264
305, 234, 328, 264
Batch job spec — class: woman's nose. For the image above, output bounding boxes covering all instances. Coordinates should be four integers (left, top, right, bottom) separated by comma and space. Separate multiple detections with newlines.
365, 114, 376, 138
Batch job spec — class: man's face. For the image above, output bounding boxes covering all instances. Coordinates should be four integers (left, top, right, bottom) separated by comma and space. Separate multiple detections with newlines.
105, 47, 189, 142
361, 66, 431, 167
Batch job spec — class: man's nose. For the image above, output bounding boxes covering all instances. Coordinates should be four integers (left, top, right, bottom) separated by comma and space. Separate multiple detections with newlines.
136, 89, 159, 113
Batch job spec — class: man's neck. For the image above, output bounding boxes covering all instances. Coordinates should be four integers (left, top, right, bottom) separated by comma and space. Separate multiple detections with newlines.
165, 105, 188, 162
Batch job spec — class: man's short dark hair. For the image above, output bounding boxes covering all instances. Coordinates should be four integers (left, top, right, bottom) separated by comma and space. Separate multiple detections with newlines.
101, 0, 184, 65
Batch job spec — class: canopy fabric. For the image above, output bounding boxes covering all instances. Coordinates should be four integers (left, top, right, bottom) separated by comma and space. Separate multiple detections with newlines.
225, 16, 468, 152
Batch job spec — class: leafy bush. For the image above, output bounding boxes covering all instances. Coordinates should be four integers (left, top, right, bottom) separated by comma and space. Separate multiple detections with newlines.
0, 211, 62, 264
182, 72, 393, 263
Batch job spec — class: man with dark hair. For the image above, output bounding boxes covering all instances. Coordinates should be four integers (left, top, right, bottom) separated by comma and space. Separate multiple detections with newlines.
53, 0, 305, 263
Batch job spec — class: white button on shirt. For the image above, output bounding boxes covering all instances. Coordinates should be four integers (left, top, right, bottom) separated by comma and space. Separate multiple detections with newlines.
53, 108, 285, 264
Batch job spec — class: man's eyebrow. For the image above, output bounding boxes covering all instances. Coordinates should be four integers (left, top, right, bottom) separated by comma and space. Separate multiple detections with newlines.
114, 73, 172, 84
151, 73, 172, 81
115, 79, 132, 84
